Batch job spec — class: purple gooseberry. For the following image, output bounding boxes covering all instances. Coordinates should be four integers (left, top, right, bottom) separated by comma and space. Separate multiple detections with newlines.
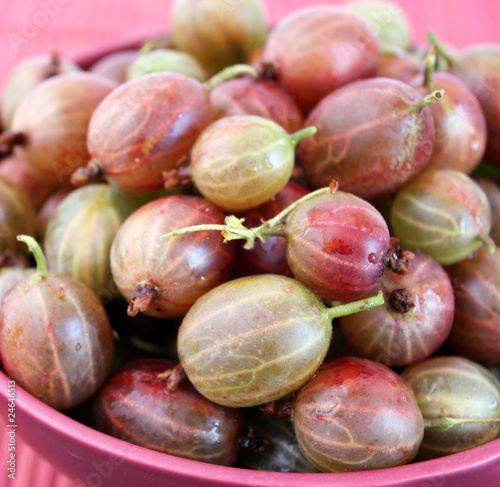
93, 358, 242, 465
261, 5, 379, 113
292, 357, 424, 472
110, 195, 235, 318
296, 78, 440, 200
72, 65, 259, 194
209, 76, 304, 133
164, 187, 392, 302
0, 174, 36, 256
340, 252, 455, 367
410, 46, 487, 173
0, 236, 114, 410
445, 245, 500, 365
232, 180, 310, 278
1, 53, 80, 130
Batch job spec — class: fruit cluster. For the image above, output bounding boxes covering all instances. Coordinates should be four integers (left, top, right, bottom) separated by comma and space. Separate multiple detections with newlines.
0, 0, 500, 475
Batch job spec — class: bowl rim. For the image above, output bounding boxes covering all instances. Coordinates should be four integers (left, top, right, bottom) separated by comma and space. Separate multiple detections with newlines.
1, 31, 500, 487
2, 368, 499, 486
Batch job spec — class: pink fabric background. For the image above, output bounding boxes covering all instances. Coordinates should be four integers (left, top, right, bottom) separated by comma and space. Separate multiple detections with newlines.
0, 0, 499, 486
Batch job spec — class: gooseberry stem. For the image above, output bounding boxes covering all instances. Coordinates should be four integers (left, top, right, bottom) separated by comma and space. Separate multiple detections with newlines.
289, 126, 317, 146
17, 235, 49, 278
424, 44, 438, 89
427, 31, 460, 66
322, 291, 384, 321
416, 89, 445, 112
478, 233, 496, 254
424, 417, 500, 429
160, 184, 339, 250
204, 64, 259, 92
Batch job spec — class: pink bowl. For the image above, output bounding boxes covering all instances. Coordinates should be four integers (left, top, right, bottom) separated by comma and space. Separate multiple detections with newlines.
1, 34, 500, 487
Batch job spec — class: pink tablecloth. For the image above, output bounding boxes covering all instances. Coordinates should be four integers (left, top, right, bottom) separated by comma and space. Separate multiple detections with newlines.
0, 1, 499, 486
1, 0, 500, 93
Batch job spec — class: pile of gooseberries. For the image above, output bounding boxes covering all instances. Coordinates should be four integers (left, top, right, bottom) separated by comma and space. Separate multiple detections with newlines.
1, 0, 500, 476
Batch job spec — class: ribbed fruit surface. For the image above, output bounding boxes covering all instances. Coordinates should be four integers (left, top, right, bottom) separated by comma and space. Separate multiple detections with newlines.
190, 115, 297, 211
210, 77, 304, 133
445, 246, 500, 365
283, 191, 390, 302
44, 184, 140, 300
0, 274, 114, 410
87, 72, 214, 194
93, 358, 242, 466
261, 5, 379, 112
11, 72, 116, 184
0, 153, 57, 209
1, 54, 80, 130
111, 195, 234, 318
340, 252, 454, 367
233, 180, 310, 277
412, 71, 487, 173
171, 0, 267, 74
0, 174, 36, 256
391, 169, 491, 265
402, 356, 500, 459
293, 357, 424, 472
297, 78, 435, 200
178, 274, 332, 408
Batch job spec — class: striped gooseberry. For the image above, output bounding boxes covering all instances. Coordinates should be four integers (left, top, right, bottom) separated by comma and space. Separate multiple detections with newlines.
166, 115, 315, 212
44, 184, 142, 299
445, 245, 500, 365
402, 356, 500, 459
0, 174, 36, 256
410, 45, 487, 173
390, 169, 493, 265
126, 48, 206, 81
72, 64, 259, 194
339, 252, 455, 367
164, 186, 392, 302
1, 53, 79, 130
232, 180, 310, 278
92, 358, 242, 465
345, 0, 412, 50
170, 0, 267, 74
177, 274, 383, 408
261, 5, 379, 113
296, 78, 441, 200
292, 357, 424, 472
0, 236, 114, 410
110, 195, 235, 318
0, 152, 57, 209
475, 178, 500, 245
433, 37, 500, 165
0, 72, 116, 184
209, 76, 304, 134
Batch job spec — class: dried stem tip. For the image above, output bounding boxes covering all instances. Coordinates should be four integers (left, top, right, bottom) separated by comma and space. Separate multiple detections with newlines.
71, 159, 103, 187
0, 131, 26, 159
388, 288, 416, 313
127, 283, 158, 317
